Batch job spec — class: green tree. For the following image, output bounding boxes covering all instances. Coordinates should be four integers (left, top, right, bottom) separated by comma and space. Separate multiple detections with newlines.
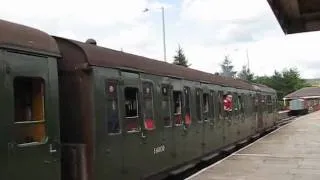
254, 68, 311, 100
282, 68, 310, 90
220, 55, 237, 78
173, 45, 191, 67
237, 65, 254, 82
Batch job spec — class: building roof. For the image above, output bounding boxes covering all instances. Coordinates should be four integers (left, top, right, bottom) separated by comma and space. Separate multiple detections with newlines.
284, 87, 320, 99
267, 0, 320, 34
54, 36, 273, 91
0, 19, 60, 56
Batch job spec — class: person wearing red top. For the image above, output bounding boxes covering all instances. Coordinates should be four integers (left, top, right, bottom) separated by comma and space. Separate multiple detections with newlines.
224, 95, 232, 112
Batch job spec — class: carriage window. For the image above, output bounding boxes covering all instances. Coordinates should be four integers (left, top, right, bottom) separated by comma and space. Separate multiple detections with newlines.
196, 89, 202, 121
236, 95, 244, 113
173, 91, 182, 125
124, 87, 140, 132
232, 94, 238, 115
14, 77, 46, 145
273, 97, 277, 112
203, 93, 209, 113
243, 95, 247, 114
106, 80, 120, 134
143, 82, 155, 130
262, 96, 267, 112
267, 95, 273, 113
218, 91, 224, 118
162, 85, 172, 127
248, 94, 253, 114
202, 93, 209, 121
233, 94, 239, 112
246, 95, 251, 114
223, 94, 233, 112
209, 91, 215, 119
253, 95, 258, 112
184, 87, 191, 126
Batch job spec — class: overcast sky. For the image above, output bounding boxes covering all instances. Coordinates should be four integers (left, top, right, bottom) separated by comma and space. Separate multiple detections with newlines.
1, 0, 320, 79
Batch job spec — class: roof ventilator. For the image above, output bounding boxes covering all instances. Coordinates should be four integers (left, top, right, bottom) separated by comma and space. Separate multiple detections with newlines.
85, 38, 97, 45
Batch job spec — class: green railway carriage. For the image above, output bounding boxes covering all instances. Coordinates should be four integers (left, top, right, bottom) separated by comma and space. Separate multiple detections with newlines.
53, 37, 278, 179
0, 20, 61, 180
0, 18, 278, 180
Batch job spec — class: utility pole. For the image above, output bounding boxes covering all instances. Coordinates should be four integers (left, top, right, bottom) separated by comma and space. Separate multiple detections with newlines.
246, 48, 250, 71
143, 6, 167, 63
161, 7, 167, 63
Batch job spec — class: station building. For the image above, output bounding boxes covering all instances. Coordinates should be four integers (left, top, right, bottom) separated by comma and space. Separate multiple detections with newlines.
283, 87, 320, 113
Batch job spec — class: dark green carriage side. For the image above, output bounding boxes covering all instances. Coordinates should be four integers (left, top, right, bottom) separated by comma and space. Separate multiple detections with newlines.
213, 86, 257, 150
252, 84, 278, 132
0, 19, 61, 180
53, 36, 277, 180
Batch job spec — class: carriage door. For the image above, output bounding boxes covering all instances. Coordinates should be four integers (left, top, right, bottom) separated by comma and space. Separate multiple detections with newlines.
139, 80, 164, 174
5, 52, 60, 180
103, 79, 123, 178
160, 84, 175, 167
257, 93, 263, 130
120, 71, 143, 176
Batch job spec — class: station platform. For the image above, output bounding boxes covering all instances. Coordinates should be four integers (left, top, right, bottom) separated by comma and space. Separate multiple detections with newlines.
186, 111, 320, 180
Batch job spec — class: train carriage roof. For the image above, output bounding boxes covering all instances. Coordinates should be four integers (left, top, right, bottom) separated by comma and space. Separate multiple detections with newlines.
252, 83, 277, 94
54, 36, 258, 91
0, 19, 60, 56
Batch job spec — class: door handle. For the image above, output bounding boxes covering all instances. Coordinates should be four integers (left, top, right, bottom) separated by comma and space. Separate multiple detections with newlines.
141, 131, 147, 139
140, 132, 147, 144
49, 144, 57, 154
209, 122, 215, 129
8, 142, 15, 150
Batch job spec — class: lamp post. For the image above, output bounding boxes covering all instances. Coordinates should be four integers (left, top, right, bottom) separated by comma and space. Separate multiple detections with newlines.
246, 48, 250, 71
143, 7, 167, 63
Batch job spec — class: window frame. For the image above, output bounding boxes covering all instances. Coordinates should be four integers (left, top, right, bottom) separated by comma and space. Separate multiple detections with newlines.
123, 86, 141, 133
142, 81, 156, 131
195, 88, 202, 122
183, 86, 192, 127
105, 79, 121, 135
202, 92, 210, 122
209, 90, 215, 121
13, 76, 48, 146
161, 84, 173, 128
223, 91, 233, 118
267, 95, 273, 113
173, 90, 183, 126
218, 91, 224, 119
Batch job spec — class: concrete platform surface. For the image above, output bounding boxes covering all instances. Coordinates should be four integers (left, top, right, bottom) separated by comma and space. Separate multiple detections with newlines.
186, 111, 320, 180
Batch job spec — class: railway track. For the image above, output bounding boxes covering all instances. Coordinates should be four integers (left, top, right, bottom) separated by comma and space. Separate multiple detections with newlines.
163, 115, 296, 180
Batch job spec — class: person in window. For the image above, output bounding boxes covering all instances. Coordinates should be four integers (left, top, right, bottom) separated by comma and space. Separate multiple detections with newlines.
144, 112, 155, 130
175, 106, 182, 124
176, 106, 181, 114
185, 112, 191, 126
108, 100, 120, 133
224, 95, 232, 112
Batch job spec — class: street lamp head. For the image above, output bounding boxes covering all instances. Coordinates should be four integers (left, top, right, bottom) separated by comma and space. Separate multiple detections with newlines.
142, 6, 167, 63
143, 8, 149, 12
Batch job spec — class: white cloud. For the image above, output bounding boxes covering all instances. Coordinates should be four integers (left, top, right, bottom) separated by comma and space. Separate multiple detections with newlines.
100, 22, 159, 56
181, 0, 268, 22
0, 0, 163, 55
0, 0, 150, 26
176, 0, 320, 79
182, 31, 320, 79
1, 0, 320, 80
